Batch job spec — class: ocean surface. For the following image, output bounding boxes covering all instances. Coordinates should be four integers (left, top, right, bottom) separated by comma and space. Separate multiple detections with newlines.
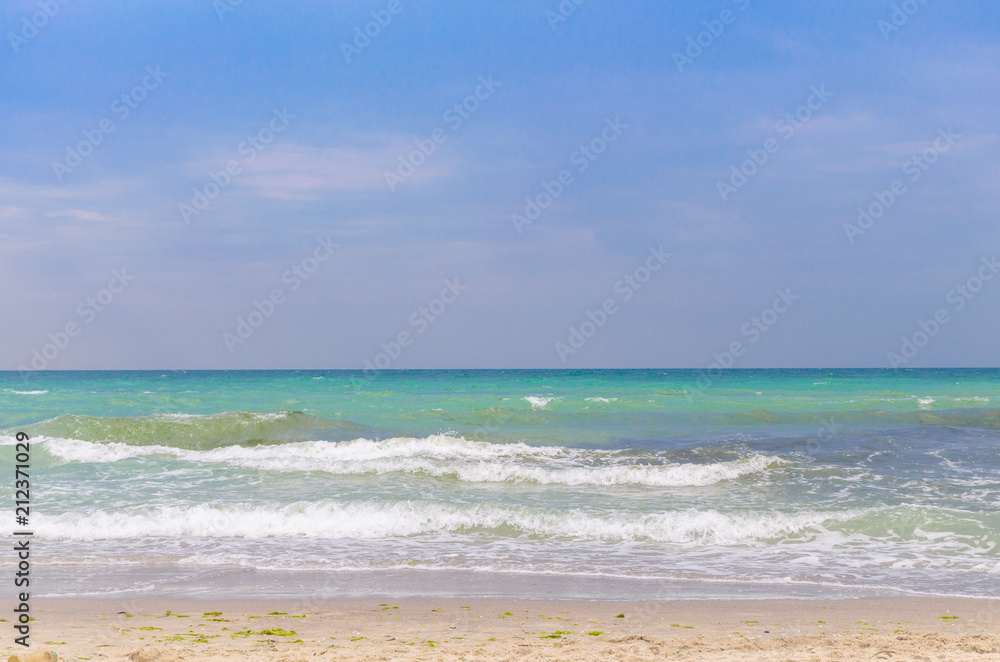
1, 369, 998, 601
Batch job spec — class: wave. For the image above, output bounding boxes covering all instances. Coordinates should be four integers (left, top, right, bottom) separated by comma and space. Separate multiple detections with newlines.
2, 389, 48, 395
32, 434, 784, 487
32, 503, 997, 561
720, 408, 1000, 431
440, 406, 1000, 432
10, 403, 1000, 458
31, 501, 868, 544
15, 411, 371, 449
524, 396, 558, 409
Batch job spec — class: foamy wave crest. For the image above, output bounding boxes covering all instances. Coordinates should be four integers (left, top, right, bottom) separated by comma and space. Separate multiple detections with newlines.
524, 396, 558, 409
3, 389, 48, 395
32, 501, 861, 544
37, 435, 783, 487
20, 411, 369, 449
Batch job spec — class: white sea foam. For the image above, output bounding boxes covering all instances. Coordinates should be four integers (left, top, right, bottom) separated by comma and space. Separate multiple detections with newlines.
31, 501, 865, 544
3, 389, 48, 395
524, 396, 557, 409
36, 435, 784, 487
585, 397, 618, 402
151, 411, 292, 422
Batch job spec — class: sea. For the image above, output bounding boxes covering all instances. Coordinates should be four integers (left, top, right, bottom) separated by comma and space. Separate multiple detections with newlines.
1, 369, 998, 602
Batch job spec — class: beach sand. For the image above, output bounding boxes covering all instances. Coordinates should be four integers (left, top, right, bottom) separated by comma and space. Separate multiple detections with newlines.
7, 596, 1000, 661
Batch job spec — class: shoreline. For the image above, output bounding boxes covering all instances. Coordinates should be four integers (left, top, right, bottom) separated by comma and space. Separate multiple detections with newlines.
34, 566, 988, 602
12, 596, 1000, 661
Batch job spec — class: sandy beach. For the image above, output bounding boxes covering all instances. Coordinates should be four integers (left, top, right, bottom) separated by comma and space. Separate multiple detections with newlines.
8, 596, 1000, 661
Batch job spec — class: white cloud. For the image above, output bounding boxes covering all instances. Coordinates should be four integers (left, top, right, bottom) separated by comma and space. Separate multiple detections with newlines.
44, 209, 116, 222
188, 138, 457, 201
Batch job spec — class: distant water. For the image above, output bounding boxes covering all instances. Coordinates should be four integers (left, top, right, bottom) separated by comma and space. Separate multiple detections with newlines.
1, 369, 998, 600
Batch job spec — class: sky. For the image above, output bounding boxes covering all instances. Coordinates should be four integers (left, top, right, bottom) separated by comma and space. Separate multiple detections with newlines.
1, 0, 998, 370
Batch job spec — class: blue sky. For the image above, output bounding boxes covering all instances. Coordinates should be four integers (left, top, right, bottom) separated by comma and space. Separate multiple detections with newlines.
1, 0, 998, 370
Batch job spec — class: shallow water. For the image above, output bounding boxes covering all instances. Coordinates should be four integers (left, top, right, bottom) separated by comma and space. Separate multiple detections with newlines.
2, 369, 998, 599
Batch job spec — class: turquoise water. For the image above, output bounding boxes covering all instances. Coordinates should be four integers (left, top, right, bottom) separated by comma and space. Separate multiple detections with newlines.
2, 369, 998, 599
